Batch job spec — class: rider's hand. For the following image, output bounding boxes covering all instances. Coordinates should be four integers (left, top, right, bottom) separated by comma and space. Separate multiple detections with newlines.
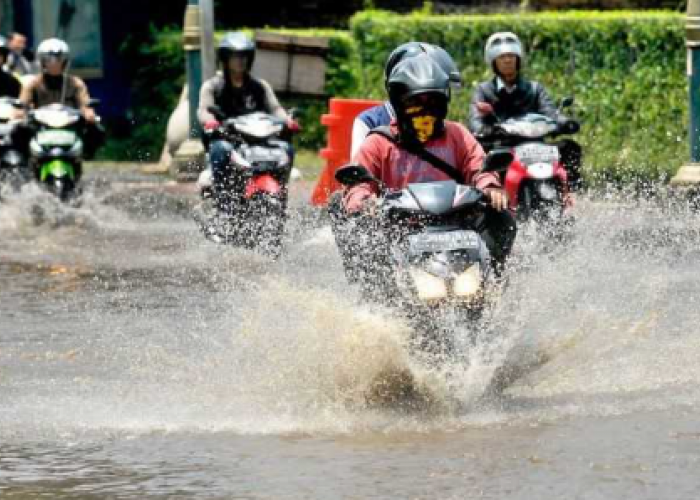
286, 118, 301, 133
485, 188, 509, 212
476, 102, 494, 116
345, 187, 376, 214
83, 107, 96, 123
204, 119, 221, 131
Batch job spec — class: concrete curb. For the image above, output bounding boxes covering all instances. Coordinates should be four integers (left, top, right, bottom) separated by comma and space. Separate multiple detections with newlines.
670, 164, 700, 186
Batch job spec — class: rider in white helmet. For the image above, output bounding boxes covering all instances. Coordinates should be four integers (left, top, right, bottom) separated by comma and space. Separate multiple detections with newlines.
469, 32, 582, 189
17, 38, 103, 157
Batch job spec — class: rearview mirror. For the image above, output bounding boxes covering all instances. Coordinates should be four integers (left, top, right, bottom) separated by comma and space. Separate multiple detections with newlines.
334, 163, 379, 186
481, 149, 513, 173
560, 96, 574, 109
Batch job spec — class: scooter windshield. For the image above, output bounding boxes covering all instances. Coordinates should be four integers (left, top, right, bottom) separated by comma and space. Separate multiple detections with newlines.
501, 113, 557, 139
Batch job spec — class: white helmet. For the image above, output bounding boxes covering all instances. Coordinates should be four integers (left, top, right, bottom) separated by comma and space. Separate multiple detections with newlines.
37, 38, 70, 69
484, 32, 524, 68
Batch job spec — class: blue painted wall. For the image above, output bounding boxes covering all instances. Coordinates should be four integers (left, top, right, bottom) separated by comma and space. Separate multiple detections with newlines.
11, 0, 159, 122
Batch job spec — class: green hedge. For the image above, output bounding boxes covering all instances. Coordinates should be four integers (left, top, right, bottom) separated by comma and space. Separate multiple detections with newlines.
350, 10, 687, 184
114, 11, 688, 184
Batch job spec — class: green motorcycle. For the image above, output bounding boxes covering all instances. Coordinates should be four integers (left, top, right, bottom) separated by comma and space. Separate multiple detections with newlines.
29, 104, 87, 202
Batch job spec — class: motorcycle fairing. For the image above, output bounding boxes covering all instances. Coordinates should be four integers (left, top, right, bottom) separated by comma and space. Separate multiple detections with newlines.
40, 159, 74, 181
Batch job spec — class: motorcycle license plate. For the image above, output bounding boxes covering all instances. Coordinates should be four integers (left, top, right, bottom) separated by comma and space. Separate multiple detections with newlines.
515, 143, 559, 165
37, 130, 76, 147
408, 230, 480, 254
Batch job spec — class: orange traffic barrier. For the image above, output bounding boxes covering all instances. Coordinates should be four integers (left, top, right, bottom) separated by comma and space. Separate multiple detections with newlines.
311, 98, 382, 206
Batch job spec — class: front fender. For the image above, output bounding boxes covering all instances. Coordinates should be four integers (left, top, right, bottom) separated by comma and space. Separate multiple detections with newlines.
504, 160, 528, 209
39, 159, 75, 182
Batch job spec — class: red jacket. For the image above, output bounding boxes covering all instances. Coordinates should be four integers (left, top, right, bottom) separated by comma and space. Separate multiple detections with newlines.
344, 120, 500, 209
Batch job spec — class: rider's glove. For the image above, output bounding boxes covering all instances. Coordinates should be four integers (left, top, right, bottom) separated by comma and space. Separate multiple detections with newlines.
204, 120, 221, 131
344, 185, 376, 214
484, 187, 509, 212
476, 102, 494, 116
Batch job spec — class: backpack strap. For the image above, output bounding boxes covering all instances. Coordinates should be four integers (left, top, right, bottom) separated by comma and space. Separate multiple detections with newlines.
367, 126, 464, 184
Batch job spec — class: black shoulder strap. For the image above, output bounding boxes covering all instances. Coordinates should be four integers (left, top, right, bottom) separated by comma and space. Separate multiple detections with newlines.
367, 126, 464, 184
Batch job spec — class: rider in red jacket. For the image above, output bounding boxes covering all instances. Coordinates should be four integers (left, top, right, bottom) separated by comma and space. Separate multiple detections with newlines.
329, 54, 517, 291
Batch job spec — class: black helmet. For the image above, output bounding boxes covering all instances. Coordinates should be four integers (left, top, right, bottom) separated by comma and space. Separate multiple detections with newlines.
424, 45, 462, 88
217, 31, 255, 71
384, 42, 461, 89
384, 41, 429, 81
387, 54, 451, 143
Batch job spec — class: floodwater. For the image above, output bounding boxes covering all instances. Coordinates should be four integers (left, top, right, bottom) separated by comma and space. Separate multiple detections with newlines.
1, 168, 700, 499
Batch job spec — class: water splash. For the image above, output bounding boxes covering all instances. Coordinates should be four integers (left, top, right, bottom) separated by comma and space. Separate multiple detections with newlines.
3, 188, 700, 438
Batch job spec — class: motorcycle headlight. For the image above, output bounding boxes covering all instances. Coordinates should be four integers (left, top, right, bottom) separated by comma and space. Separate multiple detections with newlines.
453, 265, 482, 298
536, 181, 558, 201
527, 162, 554, 180
2, 149, 23, 166
409, 268, 448, 301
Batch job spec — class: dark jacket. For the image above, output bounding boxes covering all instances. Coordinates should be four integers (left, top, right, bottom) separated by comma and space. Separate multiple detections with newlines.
197, 73, 286, 124
0, 70, 21, 98
468, 76, 559, 135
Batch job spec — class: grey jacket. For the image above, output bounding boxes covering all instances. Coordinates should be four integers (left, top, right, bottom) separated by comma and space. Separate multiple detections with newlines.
468, 76, 560, 135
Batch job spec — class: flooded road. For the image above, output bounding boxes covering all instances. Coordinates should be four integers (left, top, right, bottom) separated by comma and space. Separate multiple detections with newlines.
2, 168, 700, 499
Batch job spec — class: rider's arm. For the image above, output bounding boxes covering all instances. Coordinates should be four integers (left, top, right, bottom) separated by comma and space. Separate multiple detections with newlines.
74, 78, 95, 122
350, 117, 371, 159
342, 134, 385, 211
259, 79, 289, 121
468, 84, 494, 135
18, 77, 34, 107
453, 123, 500, 190
75, 78, 90, 109
15, 77, 36, 118
197, 79, 218, 125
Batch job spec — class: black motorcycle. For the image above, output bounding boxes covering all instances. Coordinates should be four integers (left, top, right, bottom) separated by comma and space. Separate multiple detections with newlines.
333, 150, 512, 358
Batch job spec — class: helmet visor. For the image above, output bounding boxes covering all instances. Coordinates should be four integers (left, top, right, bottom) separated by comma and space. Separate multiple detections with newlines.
40, 53, 67, 66
219, 49, 252, 71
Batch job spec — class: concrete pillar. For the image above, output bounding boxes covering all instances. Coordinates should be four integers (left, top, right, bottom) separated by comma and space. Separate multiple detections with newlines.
170, 0, 206, 182
672, 0, 700, 185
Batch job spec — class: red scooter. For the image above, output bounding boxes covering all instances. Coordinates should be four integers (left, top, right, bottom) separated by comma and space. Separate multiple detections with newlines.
479, 105, 578, 223
195, 108, 295, 258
